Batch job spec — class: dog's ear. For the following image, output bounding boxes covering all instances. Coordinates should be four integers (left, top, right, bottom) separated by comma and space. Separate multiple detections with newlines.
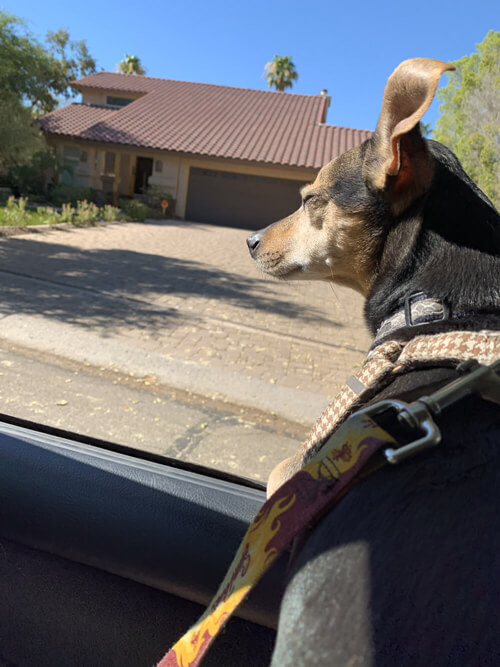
366, 58, 454, 207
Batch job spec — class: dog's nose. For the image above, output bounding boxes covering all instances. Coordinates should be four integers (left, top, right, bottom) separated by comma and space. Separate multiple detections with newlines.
246, 232, 262, 256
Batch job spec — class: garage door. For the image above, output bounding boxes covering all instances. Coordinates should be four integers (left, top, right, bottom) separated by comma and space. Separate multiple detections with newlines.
185, 167, 305, 229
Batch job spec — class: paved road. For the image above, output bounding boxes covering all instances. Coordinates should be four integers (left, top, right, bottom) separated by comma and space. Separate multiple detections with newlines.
0, 342, 306, 482
0, 219, 371, 478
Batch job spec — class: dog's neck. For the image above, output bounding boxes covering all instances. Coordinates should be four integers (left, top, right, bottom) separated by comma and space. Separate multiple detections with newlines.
364, 141, 500, 337
371, 293, 500, 348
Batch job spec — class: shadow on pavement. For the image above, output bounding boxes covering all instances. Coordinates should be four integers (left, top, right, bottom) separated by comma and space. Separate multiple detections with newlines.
0, 236, 344, 333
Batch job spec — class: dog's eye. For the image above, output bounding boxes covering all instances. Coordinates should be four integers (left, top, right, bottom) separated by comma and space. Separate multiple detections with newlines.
302, 194, 316, 207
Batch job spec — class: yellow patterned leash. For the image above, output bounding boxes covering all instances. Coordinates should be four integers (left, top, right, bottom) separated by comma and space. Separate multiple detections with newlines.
157, 413, 395, 667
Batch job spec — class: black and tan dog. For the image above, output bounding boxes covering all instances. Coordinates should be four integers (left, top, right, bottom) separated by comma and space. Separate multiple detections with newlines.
247, 59, 500, 665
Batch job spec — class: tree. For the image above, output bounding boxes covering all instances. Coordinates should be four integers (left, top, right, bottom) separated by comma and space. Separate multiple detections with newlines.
0, 11, 96, 176
117, 54, 146, 75
420, 122, 432, 138
433, 30, 500, 209
264, 55, 298, 92
0, 12, 97, 114
46, 28, 97, 100
0, 95, 45, 174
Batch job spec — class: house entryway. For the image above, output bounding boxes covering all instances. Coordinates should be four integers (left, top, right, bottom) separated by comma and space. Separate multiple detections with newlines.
134, 157, 153, 194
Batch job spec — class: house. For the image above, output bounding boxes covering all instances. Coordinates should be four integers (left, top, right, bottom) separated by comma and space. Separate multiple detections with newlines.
38, 72, 372, 229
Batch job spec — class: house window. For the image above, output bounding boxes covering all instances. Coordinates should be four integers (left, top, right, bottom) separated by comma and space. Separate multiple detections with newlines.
61, 145, 81, 185
63, 146, 81, 161
155, 160, 163, 173
104, 152, 116, 175
80, 151, 88, 163
106, 96, 134, 108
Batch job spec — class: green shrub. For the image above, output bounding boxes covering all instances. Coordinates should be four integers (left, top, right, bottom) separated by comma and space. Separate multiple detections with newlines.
9, 165, 46, 198
145, 206, 172, 219
36, 206, 61, 225
75, 200, 100, 224
50, 184, 98, 207
4, 148, 61, 199
0, 196, 30, 226
102, 204, 121, 222
1, 197, 125, 228
143, 186, 175, 214
118, 198, 148, 221
60, 203, 75, 222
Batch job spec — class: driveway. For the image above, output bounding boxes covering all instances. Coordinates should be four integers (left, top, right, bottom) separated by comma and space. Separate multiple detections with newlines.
0, 219, 372, 477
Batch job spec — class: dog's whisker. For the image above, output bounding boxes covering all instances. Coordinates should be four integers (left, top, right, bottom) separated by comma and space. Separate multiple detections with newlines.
327, 281, 338, 300
326, 266, 343, 309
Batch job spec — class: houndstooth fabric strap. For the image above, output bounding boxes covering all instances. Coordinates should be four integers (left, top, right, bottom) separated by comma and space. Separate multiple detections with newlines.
298, 330, 500, 468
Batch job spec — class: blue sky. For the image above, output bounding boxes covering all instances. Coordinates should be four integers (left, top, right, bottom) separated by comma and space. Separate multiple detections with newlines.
8, 0, 500, 131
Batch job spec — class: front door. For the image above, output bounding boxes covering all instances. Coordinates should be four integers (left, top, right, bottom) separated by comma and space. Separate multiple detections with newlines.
134, 157, 153, 194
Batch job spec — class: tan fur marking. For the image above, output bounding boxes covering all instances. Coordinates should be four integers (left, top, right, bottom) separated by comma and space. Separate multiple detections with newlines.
252, 166, 377, 294
375, 58, 455, 184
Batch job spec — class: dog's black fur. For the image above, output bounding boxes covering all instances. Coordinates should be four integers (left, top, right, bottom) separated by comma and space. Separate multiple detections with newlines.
262, 63, 500, 665
271, 389, 500, 666
364, 137, 500, 336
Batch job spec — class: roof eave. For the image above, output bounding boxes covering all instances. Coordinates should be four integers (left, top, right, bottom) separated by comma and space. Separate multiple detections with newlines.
43, 130, 321, 170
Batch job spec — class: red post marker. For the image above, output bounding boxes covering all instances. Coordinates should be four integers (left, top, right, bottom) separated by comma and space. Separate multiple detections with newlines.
161, 200, 169, 215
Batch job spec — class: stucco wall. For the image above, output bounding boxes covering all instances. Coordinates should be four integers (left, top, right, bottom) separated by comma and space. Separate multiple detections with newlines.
148, 156, 181, 198
46, 137, 316, 215
80, 91, 107, 106
79, 89, 144, 107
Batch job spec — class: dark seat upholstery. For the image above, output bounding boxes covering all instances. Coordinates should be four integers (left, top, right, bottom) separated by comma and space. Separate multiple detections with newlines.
0, 417, 285, 665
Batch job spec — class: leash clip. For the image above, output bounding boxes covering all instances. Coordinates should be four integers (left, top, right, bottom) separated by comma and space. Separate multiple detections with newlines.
356, 358, 500, 464
356, 398, 441, 464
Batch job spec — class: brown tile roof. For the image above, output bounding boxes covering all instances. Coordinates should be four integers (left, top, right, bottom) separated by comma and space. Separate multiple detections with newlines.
39, 72, 372, 169
39, 103, 118, 137
74, 71, 161, 94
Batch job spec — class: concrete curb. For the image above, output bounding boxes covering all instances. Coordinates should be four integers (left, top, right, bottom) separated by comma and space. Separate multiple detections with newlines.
0, 222, 75, 237
0, 218, 173, 238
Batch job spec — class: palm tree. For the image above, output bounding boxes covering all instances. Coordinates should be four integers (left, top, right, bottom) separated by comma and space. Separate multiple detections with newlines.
116, 54, 146, 75
264, 55, 298, 91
